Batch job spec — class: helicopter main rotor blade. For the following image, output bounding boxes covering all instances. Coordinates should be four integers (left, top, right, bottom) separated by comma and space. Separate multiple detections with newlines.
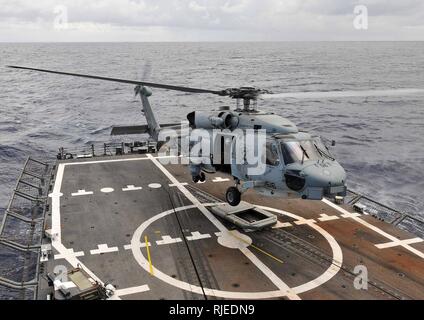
7, 65, 223, 95
260, 88, 424, 100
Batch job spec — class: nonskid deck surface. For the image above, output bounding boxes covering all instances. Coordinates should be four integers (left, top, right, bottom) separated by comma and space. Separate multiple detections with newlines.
39, 154, 424, 300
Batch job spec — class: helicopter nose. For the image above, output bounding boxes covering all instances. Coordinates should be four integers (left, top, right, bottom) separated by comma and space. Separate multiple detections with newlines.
302, 162, 346, 188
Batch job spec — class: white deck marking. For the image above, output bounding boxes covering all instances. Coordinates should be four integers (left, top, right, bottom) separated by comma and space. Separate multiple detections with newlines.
100, 187, 114, 193
52, 240, 105, 286
54, 248, 85, 260
148, 183, 162, 189
145, 154, 301, 300
272, 221, 293, 229
50, 156, 344, 301
322, 198, 424, 259
294, 218, 316, 225
114, 285, 150, 297
132, 203, 343, 299
259, 205, 343, 295
218, 230, 252, 249
340, 212, 361, 218
50, 162, 138, 300
186, 231, 211, 241
375, 237, 423, 249
318, 214, 340, 222
240, 247, 300, 300
212, 177, 230, 183
122, 185, 142, 191
71, 189, 93, 197
63, 155, 180, 166
49, 164, 65, 242
156, 235, 182, 245
169, 182, 188, 187
90, 244, 119, 255
124, 242, 151, 250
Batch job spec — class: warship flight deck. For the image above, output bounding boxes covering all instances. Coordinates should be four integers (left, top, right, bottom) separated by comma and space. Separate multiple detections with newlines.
2, 147, 424, 300
27, 147, 424, 301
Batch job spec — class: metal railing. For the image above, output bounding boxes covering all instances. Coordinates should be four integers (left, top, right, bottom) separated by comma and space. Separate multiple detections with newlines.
346, 189, 424, 238
0, 157, 51, 300
56, 140, 157, 160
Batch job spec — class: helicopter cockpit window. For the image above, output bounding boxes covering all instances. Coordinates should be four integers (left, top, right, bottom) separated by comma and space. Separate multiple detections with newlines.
313, 137, 335, 160
281, 140, 322, 165
266, 142, 280, 166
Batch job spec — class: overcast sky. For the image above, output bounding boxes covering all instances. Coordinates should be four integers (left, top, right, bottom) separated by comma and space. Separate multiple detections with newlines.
0, 0, 423, 41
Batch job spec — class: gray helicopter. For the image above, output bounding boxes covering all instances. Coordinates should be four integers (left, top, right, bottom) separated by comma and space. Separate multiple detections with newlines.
8, 65, 349, 206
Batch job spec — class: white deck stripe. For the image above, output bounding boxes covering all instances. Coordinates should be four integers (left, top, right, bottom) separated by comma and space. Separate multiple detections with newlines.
240, 247, 300, 300
90, 244, 119, 255
257, 206, 343, 295
272, 221, 293, 229
122, 185, 142, 191
124, 242, 151, 250
318, 214, 340, 222
54, 248, 85, 260
375, 237, 423, 249
146, 154, 301, 300
169, 182, 188, 187
49, 164, 116, 297
156, 235, 182, 245
322, 198, 424, 259
63, 155, 180, 166
294, 218, 316, 225
71, 189, 93, 196
114, 285, 150, 297
186, 232, 211, 241
49, 164, 65, 242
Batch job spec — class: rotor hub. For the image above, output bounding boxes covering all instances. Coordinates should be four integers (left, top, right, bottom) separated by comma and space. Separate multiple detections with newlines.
219, 87, 271, 100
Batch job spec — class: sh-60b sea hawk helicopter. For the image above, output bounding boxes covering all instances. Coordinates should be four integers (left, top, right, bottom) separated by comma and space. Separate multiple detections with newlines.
8, 65, 359, 206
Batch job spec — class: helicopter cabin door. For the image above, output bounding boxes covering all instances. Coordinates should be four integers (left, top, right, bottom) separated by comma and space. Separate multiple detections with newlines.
230, 138, 283, 186
229, 134, 249, 180
212, 132, 234, 173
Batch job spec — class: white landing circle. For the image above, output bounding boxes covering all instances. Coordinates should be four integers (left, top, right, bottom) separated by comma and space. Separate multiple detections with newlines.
100, 187, 114, 193
131, 203, 343, 299
148, 183, 162, 189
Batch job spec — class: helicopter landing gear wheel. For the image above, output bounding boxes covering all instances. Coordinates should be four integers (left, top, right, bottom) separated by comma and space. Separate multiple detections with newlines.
226, 187, 241, 207
192, 172, 206, 183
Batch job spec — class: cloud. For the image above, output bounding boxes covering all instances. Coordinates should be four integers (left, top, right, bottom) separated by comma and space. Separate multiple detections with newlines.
0, 0, 423, 41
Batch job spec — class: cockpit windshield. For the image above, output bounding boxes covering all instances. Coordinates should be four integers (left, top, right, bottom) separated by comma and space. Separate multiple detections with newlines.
281, 139, 325, 165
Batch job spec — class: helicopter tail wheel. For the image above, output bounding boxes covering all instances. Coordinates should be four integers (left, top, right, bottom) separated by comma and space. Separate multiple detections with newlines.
226, 187, 241, 206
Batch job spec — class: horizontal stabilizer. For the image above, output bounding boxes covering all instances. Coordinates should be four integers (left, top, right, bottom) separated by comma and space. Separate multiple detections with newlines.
111, 124, 182, 136
111, 125, 149, 135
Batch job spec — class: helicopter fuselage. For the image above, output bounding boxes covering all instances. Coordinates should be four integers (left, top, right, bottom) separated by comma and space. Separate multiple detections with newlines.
187, 109, 347, 205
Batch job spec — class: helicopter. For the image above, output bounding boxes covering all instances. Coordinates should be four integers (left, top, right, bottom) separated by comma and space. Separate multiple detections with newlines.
10, 65, 418, 207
